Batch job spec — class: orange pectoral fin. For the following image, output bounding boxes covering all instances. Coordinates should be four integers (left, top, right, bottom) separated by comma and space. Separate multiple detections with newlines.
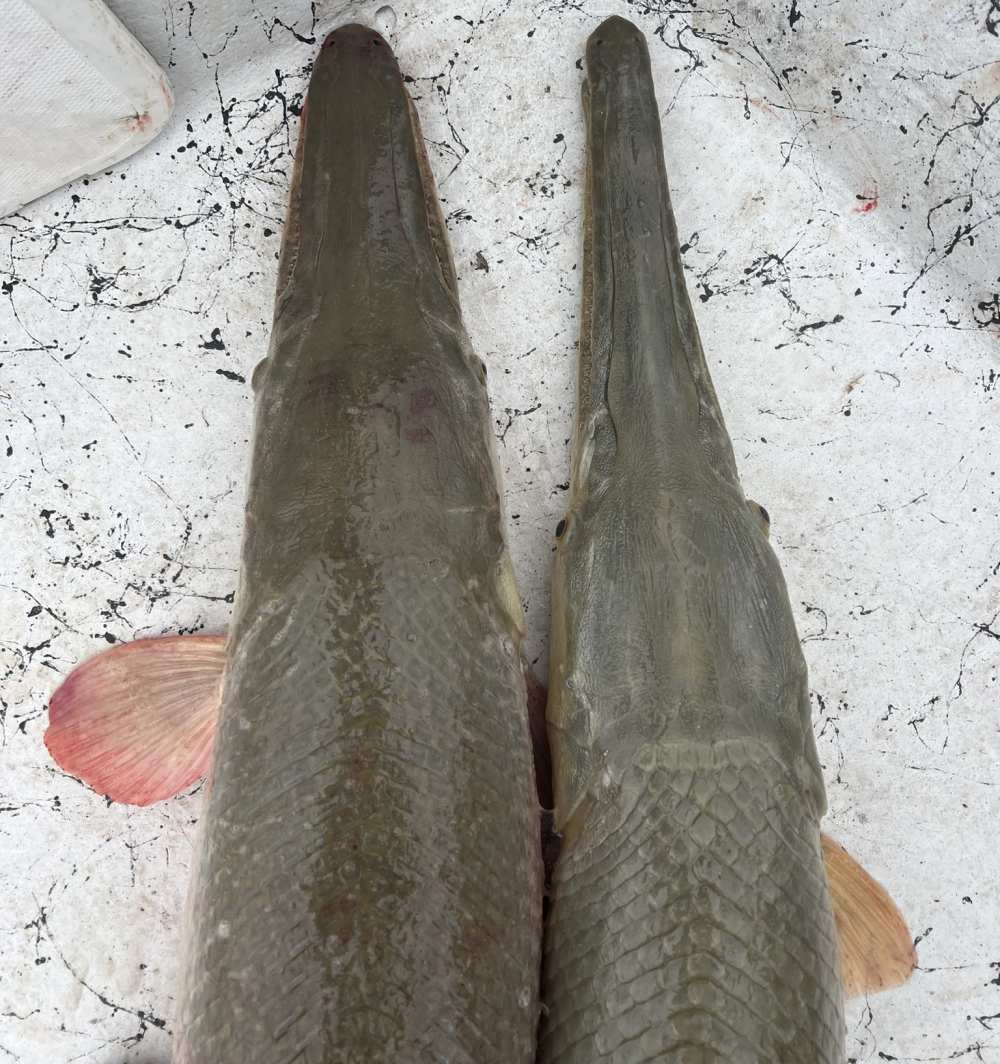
45, 635, 227, 807
822, 831, 918, 998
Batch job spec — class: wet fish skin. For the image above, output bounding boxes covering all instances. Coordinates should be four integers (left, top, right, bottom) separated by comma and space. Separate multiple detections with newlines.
540, 16, 845, 1063
172, 25, 541, 1062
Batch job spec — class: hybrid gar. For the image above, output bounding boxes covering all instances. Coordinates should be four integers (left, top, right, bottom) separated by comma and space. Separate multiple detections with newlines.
539, 17, 914, 1063
45, 25, 542, 1063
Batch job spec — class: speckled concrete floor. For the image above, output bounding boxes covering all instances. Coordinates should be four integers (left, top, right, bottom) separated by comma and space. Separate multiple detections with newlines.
1, 1, 997, 1061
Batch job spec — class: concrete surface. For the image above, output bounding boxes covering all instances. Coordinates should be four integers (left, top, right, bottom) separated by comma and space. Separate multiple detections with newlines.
1, 0, 997, 1060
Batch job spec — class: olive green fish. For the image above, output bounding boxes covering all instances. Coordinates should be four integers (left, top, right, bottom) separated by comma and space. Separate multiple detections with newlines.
539, 17, 912, 1063
45, 24, 541, 1062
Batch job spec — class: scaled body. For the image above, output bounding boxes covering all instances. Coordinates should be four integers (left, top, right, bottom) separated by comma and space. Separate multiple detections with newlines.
172, 26, 542, 1062
541, 18, 844, 1062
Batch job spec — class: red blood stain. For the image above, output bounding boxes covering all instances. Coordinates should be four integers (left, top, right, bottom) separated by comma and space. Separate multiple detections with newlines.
406, 427, 432, 443
116, 112, 154, 137
748, 97, 776, 117
409, 389, 437, 414
854, 186, 878, 213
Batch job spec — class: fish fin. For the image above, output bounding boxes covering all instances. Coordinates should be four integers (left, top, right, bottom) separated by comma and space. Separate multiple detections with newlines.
45, 635, 227, 807
822, 831, 918, 997
522, 657, 553, 811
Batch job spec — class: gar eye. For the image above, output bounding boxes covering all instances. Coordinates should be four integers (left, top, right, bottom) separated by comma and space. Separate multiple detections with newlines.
555, 515, 574, 548
746, 500, 771, 540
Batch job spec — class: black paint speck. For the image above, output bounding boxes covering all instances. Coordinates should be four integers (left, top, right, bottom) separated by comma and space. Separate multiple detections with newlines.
200, 328, 226, 351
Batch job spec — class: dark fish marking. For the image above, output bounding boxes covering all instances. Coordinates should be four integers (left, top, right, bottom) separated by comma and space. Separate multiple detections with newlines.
298, 372, 343, 405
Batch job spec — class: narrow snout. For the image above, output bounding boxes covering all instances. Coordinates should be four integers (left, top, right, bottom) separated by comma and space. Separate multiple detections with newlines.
574, 16, 742, 500
272, 23, 458, 331
585, 14, 649, 74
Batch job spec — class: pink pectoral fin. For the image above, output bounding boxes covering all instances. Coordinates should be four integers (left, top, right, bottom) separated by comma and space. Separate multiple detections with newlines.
45, 635, 228, 807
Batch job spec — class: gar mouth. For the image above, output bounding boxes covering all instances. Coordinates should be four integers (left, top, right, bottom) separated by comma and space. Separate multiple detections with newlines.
403, 92, 460, 307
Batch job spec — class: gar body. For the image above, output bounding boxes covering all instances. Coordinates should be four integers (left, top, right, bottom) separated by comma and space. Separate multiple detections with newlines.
540, 18, 845, 1062
167, 26, 542, 1063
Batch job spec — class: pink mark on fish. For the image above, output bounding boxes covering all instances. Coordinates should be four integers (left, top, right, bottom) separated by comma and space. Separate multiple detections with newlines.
409, 389, 437, 414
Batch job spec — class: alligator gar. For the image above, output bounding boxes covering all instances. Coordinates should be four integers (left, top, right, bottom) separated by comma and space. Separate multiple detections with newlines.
45, 25, 541, 1062
538, 17, 913, 1062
